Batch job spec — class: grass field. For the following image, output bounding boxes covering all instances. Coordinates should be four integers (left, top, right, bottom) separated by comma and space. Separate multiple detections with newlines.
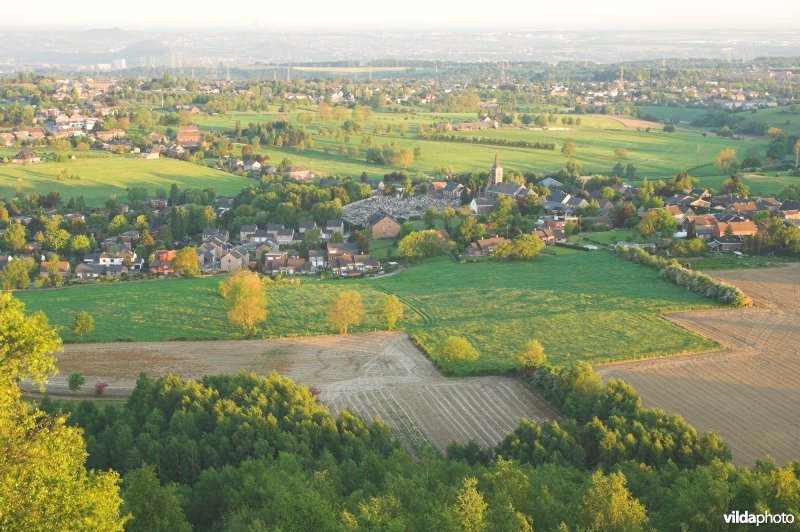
191, 107, 767, 180
0, 154, 246, 205
734, 105, 800, 137
18, 249, 719, 375
0, 105, 778, 202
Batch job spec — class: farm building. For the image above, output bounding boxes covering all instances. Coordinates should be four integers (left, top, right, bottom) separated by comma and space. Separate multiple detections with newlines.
10, 150, 41, 164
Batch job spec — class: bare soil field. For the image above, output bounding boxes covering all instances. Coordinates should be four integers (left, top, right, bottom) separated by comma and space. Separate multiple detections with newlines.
36, 332, 559, 452
597, 264, 800, 465
589, 114, 664, 130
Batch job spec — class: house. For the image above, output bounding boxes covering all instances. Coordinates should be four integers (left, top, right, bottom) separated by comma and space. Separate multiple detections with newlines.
0, 132, 15, 147
297, 220, 318, 235
0, 254, 13, 270
728, 202, 760, 216
469, 197, 495, 216
275, 229, 297, 246
239, 224, 258, 243
364, 179, 386, 195
285, 165, 314, 180
428, 181, 447, 195
74, 263, 128, 279
532, 228, 557, 246
220, 248, 249, 272
466, 236, 510, 256
542, 190, 572, 212
11, 150, 41, 164
150, 249, 177, 274
778, 199, 800, 213
365, 211, 401, 239
543, 216, 579, 231
485, 182, 531, 201
176, 125, 201, 146
84, 251, 143, 270
441, 181, 465, 199
660, 205, 694, 223
327, 242, 360, 256
202, 227, 229, 242
682, 215, 716, 237
712, 220, 758, 239
309, 249, 327, 269
323, 219, 347, 240
243, 159, 262, 173
264, 254, 313, 276
707, 236, 745, 253
779, 209, 800, 226
327, 253, 380, 276
540, 177, 564, 189
39, 260, 71, 277
755, 197, 781, 212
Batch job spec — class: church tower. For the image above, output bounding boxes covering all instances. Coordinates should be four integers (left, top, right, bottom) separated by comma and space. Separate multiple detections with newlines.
489, 152, 503, 185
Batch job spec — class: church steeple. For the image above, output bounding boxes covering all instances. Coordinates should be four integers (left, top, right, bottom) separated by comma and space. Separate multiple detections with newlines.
490, 151, 503, 185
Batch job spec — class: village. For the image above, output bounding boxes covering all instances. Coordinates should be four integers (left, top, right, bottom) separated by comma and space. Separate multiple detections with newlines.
2, 148, 799, 291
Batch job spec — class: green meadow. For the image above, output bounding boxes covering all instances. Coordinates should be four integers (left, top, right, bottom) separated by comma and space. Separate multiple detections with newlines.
18, 249, 719, 375
0, 154, 246, 205
0, 104, 783, 202
192, 107, 768, 181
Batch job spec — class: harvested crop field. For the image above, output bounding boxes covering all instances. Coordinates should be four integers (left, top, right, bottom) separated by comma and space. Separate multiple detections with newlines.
37, 332, 559, 452
596, 264, 800, 466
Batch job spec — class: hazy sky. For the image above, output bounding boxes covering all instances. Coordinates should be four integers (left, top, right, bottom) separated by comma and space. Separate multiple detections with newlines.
6, 0, 799, 30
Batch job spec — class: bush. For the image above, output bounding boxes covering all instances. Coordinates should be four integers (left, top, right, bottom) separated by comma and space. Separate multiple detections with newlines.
615, 246, 748, 307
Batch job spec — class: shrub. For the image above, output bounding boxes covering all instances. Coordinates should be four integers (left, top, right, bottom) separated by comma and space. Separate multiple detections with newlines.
615, 246, 748, 307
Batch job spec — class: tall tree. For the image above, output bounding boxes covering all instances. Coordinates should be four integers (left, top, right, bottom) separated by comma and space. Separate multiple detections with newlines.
327, 291, 363, 334
0, 293, 125, 530
122, 466, 191, 532
380, 294, 404, 330
223, 271, 267, 336
452, 477, 488, 532
171, 248, 200, 278
3, 221, 26, 252
713, 149, 738, 174
579, 471, 649, 531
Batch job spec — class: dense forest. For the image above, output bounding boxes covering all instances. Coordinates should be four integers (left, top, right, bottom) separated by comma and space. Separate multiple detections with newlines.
3, 292, 800, 530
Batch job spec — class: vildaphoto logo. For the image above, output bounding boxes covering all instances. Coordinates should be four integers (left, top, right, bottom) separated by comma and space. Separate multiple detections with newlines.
724, 510, 796, 526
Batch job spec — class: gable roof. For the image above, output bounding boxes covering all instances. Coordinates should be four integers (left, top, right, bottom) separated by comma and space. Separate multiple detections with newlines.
366, 211, 399, 226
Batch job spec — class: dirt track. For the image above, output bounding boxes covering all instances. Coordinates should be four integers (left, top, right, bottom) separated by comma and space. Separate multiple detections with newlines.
597, 264, 800, 465
40, 332, 559, 452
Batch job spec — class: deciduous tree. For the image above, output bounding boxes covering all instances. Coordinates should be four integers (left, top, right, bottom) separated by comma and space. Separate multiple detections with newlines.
380, 294, 403, 330
224, 271, 267, 336
327, 291, 363, 334
518, 340, 547, 371
68, 311, 95, 341
0, 293, 125, 530
172, 247, 201, 278
436, 336, 479, 363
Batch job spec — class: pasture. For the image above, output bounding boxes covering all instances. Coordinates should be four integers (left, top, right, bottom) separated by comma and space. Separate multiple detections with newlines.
192, 107, 766, 180
597, 264, 800, 465
18, 249, 719, 375
0, 154, 246, 205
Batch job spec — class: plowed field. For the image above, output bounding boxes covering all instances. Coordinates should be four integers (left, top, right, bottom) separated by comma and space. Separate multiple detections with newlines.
597, 264, 800, 465
37, 332, 559, 452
